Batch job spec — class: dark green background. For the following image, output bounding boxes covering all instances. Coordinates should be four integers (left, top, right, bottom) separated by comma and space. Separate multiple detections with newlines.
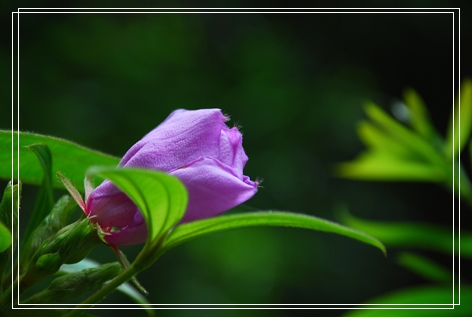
1, 1, 470, 316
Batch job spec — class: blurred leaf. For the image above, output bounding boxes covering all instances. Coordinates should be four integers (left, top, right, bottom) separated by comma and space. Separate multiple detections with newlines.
446, 79, 472, 158
357, 121, 414, 158
87, 166, 188, 268
0, 222, 11, 253
364, 102, 445, 166
23, 144, 54, 244
163, 211, 386, 256
397, 252, 452, 283
338, 210, 472, 258
60, 259, 153, 316
343, 285, 472, 316
336, 152, 446, 182
0, 130, 120, 192
403, 88, 438, 142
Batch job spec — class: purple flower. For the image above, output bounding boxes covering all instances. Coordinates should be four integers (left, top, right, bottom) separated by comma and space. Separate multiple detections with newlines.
86, 109, 259, 246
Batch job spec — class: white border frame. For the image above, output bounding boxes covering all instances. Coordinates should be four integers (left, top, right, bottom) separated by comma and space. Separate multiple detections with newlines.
10, 7, 460, 311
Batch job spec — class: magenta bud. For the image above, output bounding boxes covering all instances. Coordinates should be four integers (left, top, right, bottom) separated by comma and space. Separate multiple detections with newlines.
86, 109, 258, 246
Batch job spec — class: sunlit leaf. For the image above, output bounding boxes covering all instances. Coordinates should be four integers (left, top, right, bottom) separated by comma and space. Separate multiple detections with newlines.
445, 79, 472, 158
397, 252, 452, 283
357, 121, 413, 158
0, 130, 120, 191
87, 166, 188, 267
342, 285, 472, 316
23, 144, 54, 244
163, 211, 386, 255
338, 210, 472, 258
336, 152, 446, 182
364, 102, 445, 166
403, 88, 438, 142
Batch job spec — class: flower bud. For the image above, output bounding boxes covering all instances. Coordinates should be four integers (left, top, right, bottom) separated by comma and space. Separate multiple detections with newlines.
21, 218, 102, 290
86, 109, 259, 246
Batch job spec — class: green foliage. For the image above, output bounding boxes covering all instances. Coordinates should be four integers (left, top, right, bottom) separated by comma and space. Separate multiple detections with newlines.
60, 258, 153, 315
0, 130, 120, 191
446, 79, 472, 158
163, 211, 386, 255
23, 262, 121, 304
338, 209, 472, 258
23, 143, 54, 244
21, 195, 77, 268
337, 82, 472, 313
343, 285, 472, 316
0, 222, 11, 253
397, 252, 452, 283
0, 182, 20, 249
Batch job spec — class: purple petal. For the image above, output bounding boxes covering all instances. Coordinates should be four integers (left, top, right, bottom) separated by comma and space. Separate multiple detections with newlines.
120, 109, 227, 172
169, 157, 258, 223
86, 180, 139, 228
104, 222, 148, 246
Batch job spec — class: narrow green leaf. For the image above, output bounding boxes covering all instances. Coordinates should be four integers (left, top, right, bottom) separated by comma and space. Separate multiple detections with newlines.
336, 152, 447, 182
397, 252, 452, 283
445, 79, 472, 158
357, 121, 413, 158
87, 166, 188, 252
338, 210, 472, 257
364, 102, 445, 167
163, 211, 386, 256
57, 172, 86, 213
0, 130, 120, 191
23, 144, 54, 243
0, 222, 11, 253
60, 259, 153, 316
403, 88, 438, 142
342, 285, 472, 315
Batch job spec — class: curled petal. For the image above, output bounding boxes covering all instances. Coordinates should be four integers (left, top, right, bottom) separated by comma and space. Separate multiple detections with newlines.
170, 157, 258, 223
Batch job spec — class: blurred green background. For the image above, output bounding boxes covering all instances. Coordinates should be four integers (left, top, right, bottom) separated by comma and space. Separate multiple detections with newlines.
2, 1, 471, 316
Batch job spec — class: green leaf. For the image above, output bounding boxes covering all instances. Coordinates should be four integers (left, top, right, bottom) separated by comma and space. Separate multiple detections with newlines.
342, 285, 472, 316
23, 144, 54, 244
338, 210, 472, 258
0, 222, 11, 253
336, 152, 447, 182
60, 259, 153, 316
445, 79, 472, 158
0, 130, 120, 192
87, 166, 188, 264
163, 211, 386, 256
356, 121, 414, 159
397, 252, 452, 283
403, 88, 439, 142
364, 102, 445, 166
22, 262, 121, 304
0, 182, 20, 239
